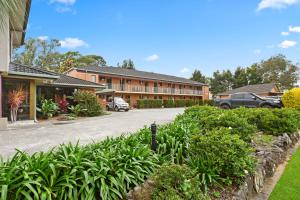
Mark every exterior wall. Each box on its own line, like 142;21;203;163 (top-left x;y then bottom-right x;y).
67;69;209;107
0;10;10;73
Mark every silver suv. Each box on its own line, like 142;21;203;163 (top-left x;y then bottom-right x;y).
106;97;130;112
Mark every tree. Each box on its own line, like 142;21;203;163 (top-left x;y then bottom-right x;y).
58;51;81;73
13;38;61;71
233;67;248;88
120;59;135;69
210;70;234;95
259;54;299;89
246;63;263;85
77;55;106;67
190;69;207;84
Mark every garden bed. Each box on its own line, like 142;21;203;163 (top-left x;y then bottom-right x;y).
0;106;299;200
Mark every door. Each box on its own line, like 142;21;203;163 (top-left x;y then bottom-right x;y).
230;93;244;108
106;78;112;89
243;93;260;108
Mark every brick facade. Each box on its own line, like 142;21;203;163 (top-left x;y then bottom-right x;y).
67;69;209;107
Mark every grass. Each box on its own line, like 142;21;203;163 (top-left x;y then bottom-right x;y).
269;145;300;200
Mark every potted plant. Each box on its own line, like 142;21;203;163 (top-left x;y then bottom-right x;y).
8;87;26;123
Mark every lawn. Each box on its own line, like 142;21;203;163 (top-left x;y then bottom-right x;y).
269;145;300;200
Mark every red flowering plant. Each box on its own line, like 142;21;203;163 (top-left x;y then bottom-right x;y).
8;87;26;122
58;99;69;113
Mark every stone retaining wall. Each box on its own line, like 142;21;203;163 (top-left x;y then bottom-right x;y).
232;132;300;200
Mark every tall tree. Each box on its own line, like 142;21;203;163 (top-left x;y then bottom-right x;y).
58;51;81;73
120;59;135;69
210;70;234;95
13;38;38;66
35;39;61;70
246;63;263;85
259;54;299;89
233;67;248;88
77;55;106;67
190;69;207;84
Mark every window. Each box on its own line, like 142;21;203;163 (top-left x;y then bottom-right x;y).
244;93;255;99
231;93;244;99
126;79;131;84
159;96;163;100
159;82;163;87
91;75;96;82
139;80;144;85
99;76;106;82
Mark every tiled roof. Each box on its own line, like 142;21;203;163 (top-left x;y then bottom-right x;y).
218;83;280;96
73;66;206;86
9;63;103;88
52;74;104;88
9;63;59;79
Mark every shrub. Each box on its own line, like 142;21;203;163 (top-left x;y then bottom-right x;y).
41;99;58;119
198;109;256;141
233;108;300;136
163;100;175;108
73;90;103;117
137;99;163;108
58;99;69;113
188;128;255;187
150;164;209;200
282;88;300;109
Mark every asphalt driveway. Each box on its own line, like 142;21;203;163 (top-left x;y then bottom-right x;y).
0;108;185;159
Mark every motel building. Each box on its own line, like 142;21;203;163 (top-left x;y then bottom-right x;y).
66;66;209;107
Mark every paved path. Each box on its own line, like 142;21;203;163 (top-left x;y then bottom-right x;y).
0;108;184;159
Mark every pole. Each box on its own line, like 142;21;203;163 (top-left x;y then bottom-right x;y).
151;122;157;152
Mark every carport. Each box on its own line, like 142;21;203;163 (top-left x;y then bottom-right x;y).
96;89;116;108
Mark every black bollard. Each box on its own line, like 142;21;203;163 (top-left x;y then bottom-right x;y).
151;122;157;152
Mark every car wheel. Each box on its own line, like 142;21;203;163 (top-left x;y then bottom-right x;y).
114;106;119;112
262;104;272;108
106;106;110;111
220;104;230;109
125;109;129;112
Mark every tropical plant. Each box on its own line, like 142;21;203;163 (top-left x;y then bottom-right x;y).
57;99;69;113
41;99;58;119
68;104;84;117
7;87;26;122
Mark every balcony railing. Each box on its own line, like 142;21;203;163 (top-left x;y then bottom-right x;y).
108;84;203;95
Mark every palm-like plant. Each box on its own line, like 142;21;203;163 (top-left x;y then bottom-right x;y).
0;0;25;33
8;87;26;122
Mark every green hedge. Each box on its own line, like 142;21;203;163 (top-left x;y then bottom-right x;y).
1;106;299;199
137;99;214;109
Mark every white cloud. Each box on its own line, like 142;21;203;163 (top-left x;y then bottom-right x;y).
254;49;262;55
278;40;297;48
257;0;298;11
145;54;160;62
37;36;48;41
289;26;300;33
281;31;290;36
50;0;76;5
180;67;190;73
60;38;88;49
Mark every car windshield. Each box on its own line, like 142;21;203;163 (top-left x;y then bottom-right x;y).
115;97;126;103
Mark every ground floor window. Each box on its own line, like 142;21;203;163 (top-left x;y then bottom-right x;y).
2;78;30;121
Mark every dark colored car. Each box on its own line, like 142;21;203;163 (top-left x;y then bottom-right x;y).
215;92;282;109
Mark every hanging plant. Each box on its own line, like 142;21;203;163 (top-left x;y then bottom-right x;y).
8;86;26;122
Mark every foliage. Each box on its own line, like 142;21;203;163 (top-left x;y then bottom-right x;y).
0;140;158;200
13;38;107;72
68;104;84;117
150;164;209;200
57;99;69;113
282;88;300;109
190;70;207;84
118;59;135;69
232;107;300;136
73;90;103;117
205;54;299;95
7;87;26;122
137;99;163;109
188;128;255;187
41;99;58;119
137;99;208;109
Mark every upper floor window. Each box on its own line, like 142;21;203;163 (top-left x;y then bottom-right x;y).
91;75;96;82
99;76;106;82
126;79;131;84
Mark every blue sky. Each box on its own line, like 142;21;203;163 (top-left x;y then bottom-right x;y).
27;0;300;79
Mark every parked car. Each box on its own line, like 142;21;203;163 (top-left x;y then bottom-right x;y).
106;97;130;111
214;92;282;109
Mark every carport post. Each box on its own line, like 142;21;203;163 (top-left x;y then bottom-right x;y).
151;122;157;152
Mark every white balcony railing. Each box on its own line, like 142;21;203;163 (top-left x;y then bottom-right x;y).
106;84;203;95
